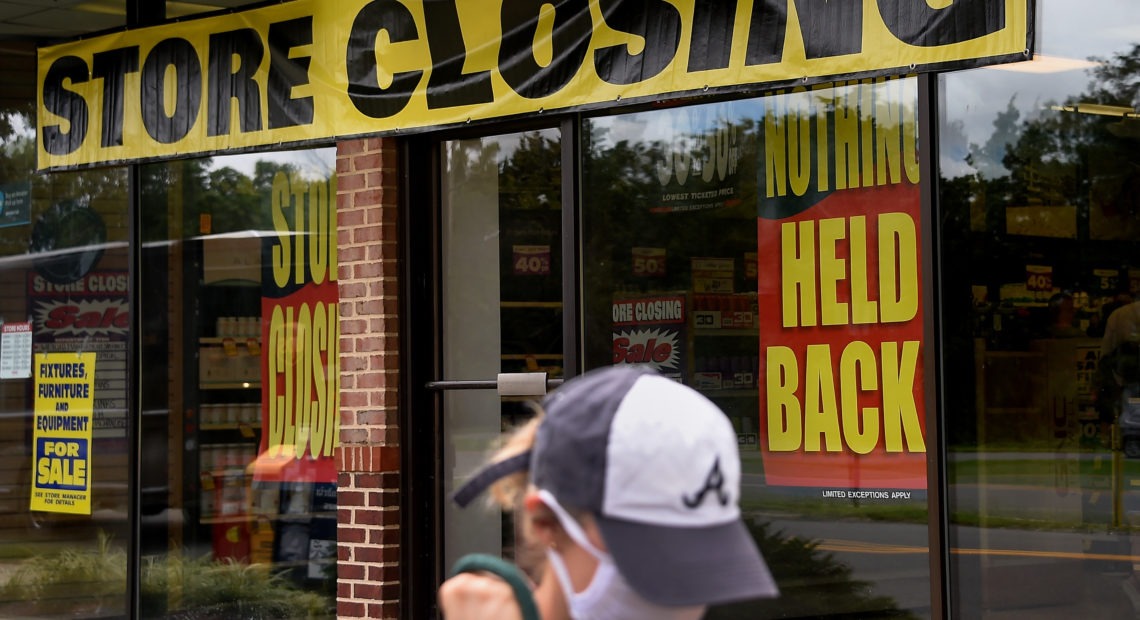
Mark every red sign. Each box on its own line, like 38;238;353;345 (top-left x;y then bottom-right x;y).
757;182;925;490
632;247;666;278
512;245;551;276
612;295;686;380
1025;265;1053;292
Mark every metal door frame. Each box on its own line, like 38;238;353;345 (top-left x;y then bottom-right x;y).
401;117;581;619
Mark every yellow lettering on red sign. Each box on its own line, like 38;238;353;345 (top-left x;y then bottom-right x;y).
780;212;919;328
765;340;924;454
267;301;340;460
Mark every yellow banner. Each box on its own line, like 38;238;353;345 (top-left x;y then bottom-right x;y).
38;0;1031;170
30;352;96;515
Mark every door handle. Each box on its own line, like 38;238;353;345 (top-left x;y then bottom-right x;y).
425;372;562;397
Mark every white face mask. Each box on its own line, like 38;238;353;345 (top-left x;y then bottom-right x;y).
539;490;706;620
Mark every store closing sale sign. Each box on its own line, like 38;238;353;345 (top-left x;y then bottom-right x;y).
258;170;339;484
31;352;96;514
37;0;1031;170
757;77;925;492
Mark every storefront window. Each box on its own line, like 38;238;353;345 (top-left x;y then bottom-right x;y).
939;2;1140;616
0;42;132;617
583;80;931;618
137;148;338;618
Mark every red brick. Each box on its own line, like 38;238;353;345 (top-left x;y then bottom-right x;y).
356;473;383;488
378;564;400;582
338;318;367;335
382;546;400;563
354;262;385;280
337;600;365;617
354;582;383;600
338;172;366;191
353;153;383;171
342;356;368;372
339;246;366;263
380;508;399;526
338;490;365;507
356;372;387;389
352;188;384;206
368;527;399;545
339;139;367;155
340;563;366;580
359;412;391;428
338;282;367;299
341;428;368;443
355;546;384;563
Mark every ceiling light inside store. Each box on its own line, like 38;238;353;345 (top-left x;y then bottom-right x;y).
1050;103;1137;117
985;54;1100;73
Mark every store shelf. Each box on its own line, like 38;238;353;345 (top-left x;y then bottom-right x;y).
201;511;336;525
699;389;759;399
200;382;262;390
199;337;262;344
694;328;759;337
201;423;262;431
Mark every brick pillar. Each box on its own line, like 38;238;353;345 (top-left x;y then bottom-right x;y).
335;137;401;619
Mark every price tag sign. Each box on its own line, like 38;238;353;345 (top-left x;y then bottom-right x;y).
632;247;666;277
512;245;551;276
1026;264;1053;292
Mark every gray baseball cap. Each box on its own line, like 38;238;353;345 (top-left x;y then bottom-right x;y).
453;365;778;607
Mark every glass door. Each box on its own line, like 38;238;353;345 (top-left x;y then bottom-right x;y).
437;128;565;574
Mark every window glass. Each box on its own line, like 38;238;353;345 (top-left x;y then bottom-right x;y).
440;129;564;573
583;79;932;618
939;1;1140;616
137;148;339;618
0;42;131;618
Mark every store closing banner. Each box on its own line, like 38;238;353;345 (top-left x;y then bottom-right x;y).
38;0;1032;170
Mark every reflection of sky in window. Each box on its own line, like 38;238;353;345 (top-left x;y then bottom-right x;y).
941;0;1140;178
204;147;336;180
588;99;762;150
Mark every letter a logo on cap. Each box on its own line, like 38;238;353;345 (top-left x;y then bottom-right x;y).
682;457;729;508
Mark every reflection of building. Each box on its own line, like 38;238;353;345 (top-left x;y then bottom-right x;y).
2;1;1140;619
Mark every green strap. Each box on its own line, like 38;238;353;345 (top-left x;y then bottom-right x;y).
449;553;541;620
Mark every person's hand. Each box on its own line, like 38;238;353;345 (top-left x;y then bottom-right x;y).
438;572;524;620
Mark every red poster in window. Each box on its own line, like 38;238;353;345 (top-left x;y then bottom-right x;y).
256;172;339;484
757;182;925;490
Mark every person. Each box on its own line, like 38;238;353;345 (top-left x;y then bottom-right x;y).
1046;292;1084;338
1096;296;1140;431
439;365;778;619
1101;295;1140;359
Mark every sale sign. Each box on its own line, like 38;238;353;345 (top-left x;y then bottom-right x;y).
757;78;926;490
613;295;686;381
31;352;95;514
513;245;552;276
632;247;666;278
1026;265;1053;292
259;170;340;483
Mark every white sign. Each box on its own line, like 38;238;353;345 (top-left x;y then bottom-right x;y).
0;322;33;379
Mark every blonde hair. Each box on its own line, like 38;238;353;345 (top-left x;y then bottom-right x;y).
485;408;543;511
